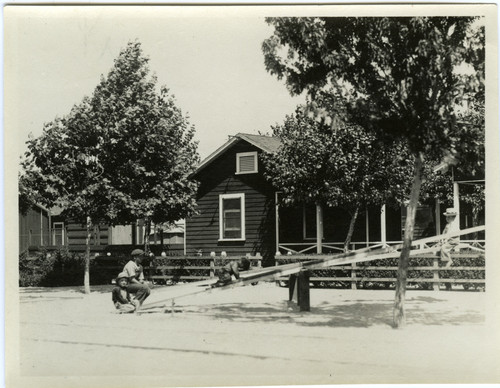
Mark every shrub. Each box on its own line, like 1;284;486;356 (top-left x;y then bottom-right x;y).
19;249;122;287
19;249;57;287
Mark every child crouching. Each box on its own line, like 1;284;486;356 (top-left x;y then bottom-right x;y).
112;272;138;313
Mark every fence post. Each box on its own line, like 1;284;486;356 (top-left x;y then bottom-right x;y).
351;262;357;290
433;257;440;291
256;252;262;268
210;257;215;278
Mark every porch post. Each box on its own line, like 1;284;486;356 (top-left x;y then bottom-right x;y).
380;204;386;246
48;210;52;246
452;167;460;220
275;191;280;254
365;207;369;247
40;208;44;246
453;182;460;214
183;221;187;256
316;202;323;254
435;199;441;234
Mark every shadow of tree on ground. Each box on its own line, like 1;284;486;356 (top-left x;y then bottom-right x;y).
195;296;484;328
19;285;114;296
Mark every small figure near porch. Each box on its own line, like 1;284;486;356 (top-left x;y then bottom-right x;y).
122;249;151;307
212;257;251;288
111;272;137;313
440;208;460;268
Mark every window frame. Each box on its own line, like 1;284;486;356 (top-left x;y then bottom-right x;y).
235;151;258;175
219;193;246;241
52;221;66;246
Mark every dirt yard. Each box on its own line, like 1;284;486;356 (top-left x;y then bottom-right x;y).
12;281;500;387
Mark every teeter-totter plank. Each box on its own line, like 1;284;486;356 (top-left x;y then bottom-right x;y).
138;225;484;314
299;225;485;271
138;262;305;312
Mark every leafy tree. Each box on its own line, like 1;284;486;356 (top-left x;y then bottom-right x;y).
454;99;485;229
263;17;484;327
262;104;413;251
21;41;199;293
19;172;39;216
86;41;199;253
421;98;485;233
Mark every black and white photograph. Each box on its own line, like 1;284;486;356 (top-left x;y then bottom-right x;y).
4;4;499;388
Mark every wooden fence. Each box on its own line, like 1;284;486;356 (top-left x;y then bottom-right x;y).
102;245;484;292
144;255;263;283
275;250;485;291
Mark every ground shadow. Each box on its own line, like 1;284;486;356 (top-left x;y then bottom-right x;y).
188;296;484;328
19;285;114;296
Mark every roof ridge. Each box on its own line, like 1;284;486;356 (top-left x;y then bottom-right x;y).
192;133;281;177
236;132;274;138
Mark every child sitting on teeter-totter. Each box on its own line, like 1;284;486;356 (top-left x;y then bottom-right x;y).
212;257;251;288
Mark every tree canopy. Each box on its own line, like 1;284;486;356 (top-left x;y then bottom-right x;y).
21;41;199;227
262;103;414;249
263;17;484;159
263;16;484;327
21;41;200;291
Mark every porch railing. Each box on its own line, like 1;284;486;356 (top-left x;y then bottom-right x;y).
278;240;402;254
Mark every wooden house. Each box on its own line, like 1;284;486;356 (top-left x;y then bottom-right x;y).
19;203;51;253
185;133;458;263
185;133;280;260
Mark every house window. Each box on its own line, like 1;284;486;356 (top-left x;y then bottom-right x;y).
52;222;65;246
236;152;258;174
219;193;245;240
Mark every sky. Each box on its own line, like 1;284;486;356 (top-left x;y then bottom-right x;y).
5;6;304;161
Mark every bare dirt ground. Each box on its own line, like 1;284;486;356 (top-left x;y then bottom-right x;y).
15;282;500;387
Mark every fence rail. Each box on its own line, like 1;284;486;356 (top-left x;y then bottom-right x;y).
276;250;485;291
145;255;263;283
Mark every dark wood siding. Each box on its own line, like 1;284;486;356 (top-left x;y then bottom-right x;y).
66;222;110;247
186;141;276;262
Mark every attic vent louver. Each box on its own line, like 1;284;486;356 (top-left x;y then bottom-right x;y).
236;152;258;174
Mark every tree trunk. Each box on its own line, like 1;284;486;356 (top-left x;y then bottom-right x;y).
144;217;151;254
344;205;360;252
393;153;424;328
84;216;92;295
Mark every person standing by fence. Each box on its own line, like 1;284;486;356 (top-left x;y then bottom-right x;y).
440;208;459;268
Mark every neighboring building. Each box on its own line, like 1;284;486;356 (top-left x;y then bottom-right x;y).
185;133;457;262
20;204;184;254
19;203;51;253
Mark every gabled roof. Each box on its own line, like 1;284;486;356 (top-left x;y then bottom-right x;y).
193;133;281;176
238;133;281;154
